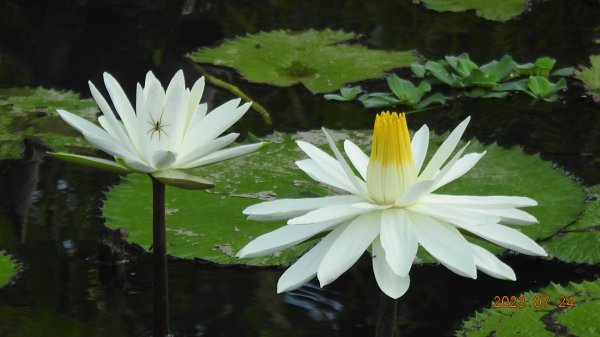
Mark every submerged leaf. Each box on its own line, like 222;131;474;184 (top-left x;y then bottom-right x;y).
0;251;17;288
188;29;417;94
414;0;529;22
0;87;98;160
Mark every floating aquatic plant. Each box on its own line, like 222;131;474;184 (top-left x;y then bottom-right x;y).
498;76;567;102
187;29;418;94
324;54;573;109
515;56;574;78
574;55;600;103
323;86;363;102
358;74;445;109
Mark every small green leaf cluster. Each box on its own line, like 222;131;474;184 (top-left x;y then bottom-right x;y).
413;53;573;102
324;53;574;108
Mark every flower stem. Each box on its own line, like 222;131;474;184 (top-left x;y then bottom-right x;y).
375;291;398;337
151;176;169;337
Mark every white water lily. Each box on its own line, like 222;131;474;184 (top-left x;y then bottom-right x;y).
52;70;264;186
237;112;547;299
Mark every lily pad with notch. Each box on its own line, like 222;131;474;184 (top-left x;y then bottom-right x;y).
187;29;418;94
103;130;583;266
541;185;600;264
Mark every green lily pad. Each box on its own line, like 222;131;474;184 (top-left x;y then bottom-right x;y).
0;251;17;288
456;278;600;337
413;0;529;22
574;55;600;103
542;185;600;264
103;130;583;266
0;87;99;160
187;29;418;94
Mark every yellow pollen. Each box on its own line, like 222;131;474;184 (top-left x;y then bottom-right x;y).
370;112;414;168
366;112;417;204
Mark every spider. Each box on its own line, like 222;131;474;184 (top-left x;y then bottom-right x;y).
146;112;170;141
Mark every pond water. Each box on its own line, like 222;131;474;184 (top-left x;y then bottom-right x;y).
1;0;600;336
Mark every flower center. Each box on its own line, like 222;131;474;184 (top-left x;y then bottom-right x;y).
366;112;417;205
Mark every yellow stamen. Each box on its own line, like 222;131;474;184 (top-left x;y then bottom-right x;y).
367;112;417;204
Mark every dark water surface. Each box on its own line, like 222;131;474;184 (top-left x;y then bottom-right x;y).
1;0;600;336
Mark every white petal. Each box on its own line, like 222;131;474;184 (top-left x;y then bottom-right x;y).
317;212;380;286
244;195;365;221
372;238;410;299
411;124;429;174
162;70;187;148
187;77;205;117
432;152;485;190
343;140;368;180
182;142;264;168
322;128;369;197
88;81;136;153
464;208;538;225
295;159;356;194
176;133;238;167
407;211;477;279
380;209;418;277
429;142;469;190
456;223;547;256
419;116;470;180
121;157;154;173
97;116;138;156
419;194;537;209
296;141;354;189
82;131;135;159
408;203;501;227
150;150;177;170
277;224;346;293
102;72;139;141
287;203;373;225
394;180;436;207
57;109;113;141
237;221;339;258
470;244;516;280
184;99;248;147
189;103;208;129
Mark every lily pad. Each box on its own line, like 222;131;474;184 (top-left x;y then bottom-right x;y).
574;55;600;103
541;185;600;264
187;29;418;94
456;278;600;337
0;87;98;160
103;130;583;266
413;0;529;22
0;251;17;288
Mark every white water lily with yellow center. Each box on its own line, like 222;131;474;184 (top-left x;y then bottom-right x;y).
238;112;547;299
52;70;264;188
